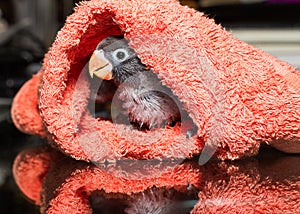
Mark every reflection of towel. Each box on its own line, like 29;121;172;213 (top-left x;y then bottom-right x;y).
12;146;201;213
12;146;62;205
13;146;299;213
11;0;300;162
192;149;300;213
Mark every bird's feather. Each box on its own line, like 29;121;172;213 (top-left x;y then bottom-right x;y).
90;36;181;129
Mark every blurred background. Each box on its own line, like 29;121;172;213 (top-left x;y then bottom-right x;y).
0;0;299;213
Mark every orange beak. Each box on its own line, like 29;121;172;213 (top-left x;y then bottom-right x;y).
88;50;113;80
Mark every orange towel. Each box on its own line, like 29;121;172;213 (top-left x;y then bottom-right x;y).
11;0;300;162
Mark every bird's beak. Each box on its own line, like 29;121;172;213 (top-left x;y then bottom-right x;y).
88;50;113;80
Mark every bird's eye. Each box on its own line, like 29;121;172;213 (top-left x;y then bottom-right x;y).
112;48;129;62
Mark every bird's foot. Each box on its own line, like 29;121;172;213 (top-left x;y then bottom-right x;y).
130;121;150;131
186;126;198;139
180;120;198;139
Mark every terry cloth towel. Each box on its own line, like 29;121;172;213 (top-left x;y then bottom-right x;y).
191;150;300;213
11;0;300;161
12;146;201;214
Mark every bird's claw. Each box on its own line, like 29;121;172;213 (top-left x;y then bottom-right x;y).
186;126;198;139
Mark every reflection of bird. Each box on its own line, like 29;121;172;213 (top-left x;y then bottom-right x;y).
88;36;180;130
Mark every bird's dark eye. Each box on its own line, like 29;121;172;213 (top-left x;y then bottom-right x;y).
112;48;129;62
116;51;125;59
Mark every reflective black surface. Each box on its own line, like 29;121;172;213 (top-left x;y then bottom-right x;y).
0;107;43;214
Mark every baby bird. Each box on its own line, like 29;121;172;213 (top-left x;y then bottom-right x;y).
88;36;181;130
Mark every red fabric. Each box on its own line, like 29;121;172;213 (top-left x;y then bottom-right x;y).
11;0;300;161
11;73;46;137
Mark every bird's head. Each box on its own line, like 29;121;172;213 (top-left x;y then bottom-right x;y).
88;36;148;83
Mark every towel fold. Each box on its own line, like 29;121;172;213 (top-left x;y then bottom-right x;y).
11;0;300;162
11;73;45;137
